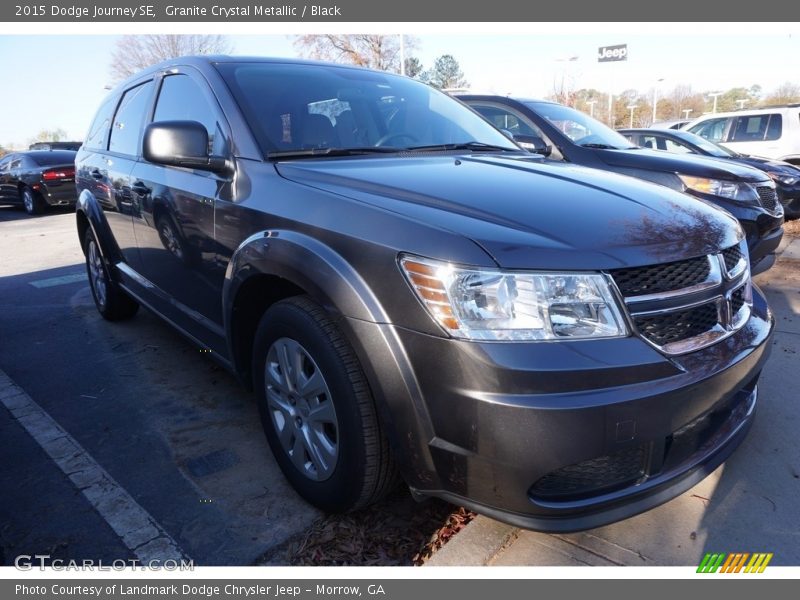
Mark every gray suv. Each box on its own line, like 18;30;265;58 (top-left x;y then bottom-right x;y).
75;57;773;531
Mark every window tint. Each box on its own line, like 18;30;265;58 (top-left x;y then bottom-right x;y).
85;97;118;151
662;137;693;154
216;62;517;154
472;105;544;139
731;114;782;142
29;151;76;166
688;117;727;142
153;74;225;155
109;81;155;156
766;114;782;140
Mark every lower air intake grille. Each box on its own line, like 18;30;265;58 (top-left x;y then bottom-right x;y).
530;445;647;501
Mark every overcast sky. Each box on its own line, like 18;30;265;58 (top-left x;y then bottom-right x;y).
0;30;798;148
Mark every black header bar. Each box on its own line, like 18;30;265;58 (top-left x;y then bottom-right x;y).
3;1;800;22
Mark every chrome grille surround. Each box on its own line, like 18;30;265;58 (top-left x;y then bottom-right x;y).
609;242;752;355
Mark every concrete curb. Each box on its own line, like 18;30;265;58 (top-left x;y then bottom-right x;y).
424;516;516;566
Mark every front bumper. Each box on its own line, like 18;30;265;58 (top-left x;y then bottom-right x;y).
776;182;800;219
690;191;783;275
352;285;773;532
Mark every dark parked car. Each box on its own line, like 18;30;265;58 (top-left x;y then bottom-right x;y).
460;95;784;275
619;127;800;219
0;150;77;215
76;57;772;532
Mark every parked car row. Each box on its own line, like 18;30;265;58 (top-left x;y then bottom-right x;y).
619;127;800;219
684;105;800;165
458;95;785;274
73;56;774;533
0;150;77;215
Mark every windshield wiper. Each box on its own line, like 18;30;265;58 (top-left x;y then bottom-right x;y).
267;147;401;159
579;142;625;150
403;142;516;152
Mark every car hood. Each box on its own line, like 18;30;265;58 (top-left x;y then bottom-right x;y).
732;154;800;174
275;154;742;270
596;147;770;183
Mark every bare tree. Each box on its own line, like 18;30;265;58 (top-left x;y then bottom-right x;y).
109;35;232;82
29;128;68;145
764;82;800;106
293;34;418;73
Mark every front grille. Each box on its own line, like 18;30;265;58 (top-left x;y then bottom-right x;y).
730;287;745;314
722;245;744;273
633;302;719;347
530;445;646;501
756;185;778;211
610;255;710;297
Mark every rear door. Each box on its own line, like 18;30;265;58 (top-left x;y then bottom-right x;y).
98;79;157;269
130;68;232;351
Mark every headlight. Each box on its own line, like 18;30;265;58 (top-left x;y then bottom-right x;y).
677;174;743;199
400;256;628;341
767;171;799;186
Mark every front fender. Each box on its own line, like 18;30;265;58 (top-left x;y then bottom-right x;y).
223;229;390;328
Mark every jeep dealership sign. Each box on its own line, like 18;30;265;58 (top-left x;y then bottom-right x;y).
598;44;628;62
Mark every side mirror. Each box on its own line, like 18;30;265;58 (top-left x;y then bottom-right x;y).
143;120;231;174
513;134;552;157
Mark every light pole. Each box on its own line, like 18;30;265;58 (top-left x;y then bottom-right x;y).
399;35;405;75
652;78;664;123
682;108;693;120
586;99;597;117
708;91;723;113
627;104;638;128
555;55;579;104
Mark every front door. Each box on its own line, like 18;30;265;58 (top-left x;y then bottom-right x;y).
130;70;232;352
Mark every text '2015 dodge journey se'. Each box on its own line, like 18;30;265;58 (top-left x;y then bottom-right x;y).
76;57;773;532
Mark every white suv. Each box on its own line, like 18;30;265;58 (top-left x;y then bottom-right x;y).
684;105;800;165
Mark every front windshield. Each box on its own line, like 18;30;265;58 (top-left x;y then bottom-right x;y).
526;101;636;150
215;62;519;156
674;131;737;158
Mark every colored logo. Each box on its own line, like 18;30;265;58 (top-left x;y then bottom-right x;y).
697;552;773;573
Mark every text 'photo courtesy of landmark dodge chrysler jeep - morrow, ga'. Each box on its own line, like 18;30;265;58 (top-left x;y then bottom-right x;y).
75;57;773;532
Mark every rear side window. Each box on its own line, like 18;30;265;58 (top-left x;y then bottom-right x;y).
84;97;118;151
730;114;782;142
688;117;727;142
30;152;76;166
152;74;226;155
109;81;155;157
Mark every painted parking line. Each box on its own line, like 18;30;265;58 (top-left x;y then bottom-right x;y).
29;273;87;288
0;368;189;564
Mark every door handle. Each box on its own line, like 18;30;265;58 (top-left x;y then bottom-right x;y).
91;169;103;180
131;181;151;196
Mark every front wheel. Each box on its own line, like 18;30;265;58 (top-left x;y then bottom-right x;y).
252;296;398;512
84;228;139;321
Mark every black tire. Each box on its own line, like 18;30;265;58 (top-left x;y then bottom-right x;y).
83;228;139;321
252;295;399;513
21;187;45;215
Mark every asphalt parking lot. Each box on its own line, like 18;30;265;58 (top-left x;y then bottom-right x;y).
1;206;798;567
0;207;322;566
